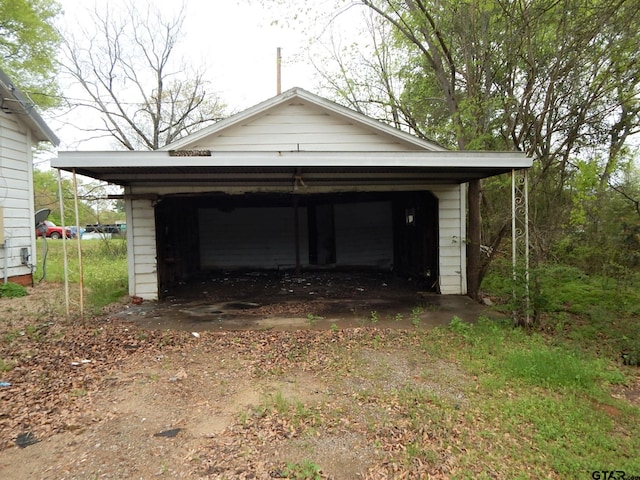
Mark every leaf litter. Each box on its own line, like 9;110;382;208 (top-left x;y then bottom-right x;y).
0;283;527;479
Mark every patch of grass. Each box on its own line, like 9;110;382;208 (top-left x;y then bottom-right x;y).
0;282;28;298
410;316;640;475
24;324;43;342
68;388;87;397
271;390;291;415
238;410;249;426
0;358;15;372
369;310;378;324
502;347;625;391
483;259;640;359
306;314;323;327
257;391;321;429
491;392;640;476
446;316;626;393
279;460;322;479
3;329;21;343
38;239;128;311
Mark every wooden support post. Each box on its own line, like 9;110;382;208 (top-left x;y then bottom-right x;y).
56;169;70;317
293;195;301;276
72;169;85;318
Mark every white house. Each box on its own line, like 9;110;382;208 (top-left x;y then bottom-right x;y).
53;88;530;300
0;69;59;286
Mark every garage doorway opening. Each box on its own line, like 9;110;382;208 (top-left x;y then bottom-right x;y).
154;191;438;299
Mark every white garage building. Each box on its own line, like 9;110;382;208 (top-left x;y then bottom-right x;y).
53;88;530;300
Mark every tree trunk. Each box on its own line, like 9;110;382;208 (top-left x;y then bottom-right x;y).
466;179;482;299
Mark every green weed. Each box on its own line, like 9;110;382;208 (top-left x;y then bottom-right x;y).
3;329;21;343
306;314;323;326
68;388;87;397
0;282;27;298
238;410;249;426
271;390;290;415
411;306;423;327
279;460;322;479
0;358;14;372
257;391;320;429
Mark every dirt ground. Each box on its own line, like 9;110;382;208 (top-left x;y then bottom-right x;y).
0;274;498;479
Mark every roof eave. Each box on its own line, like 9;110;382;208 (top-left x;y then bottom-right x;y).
53;150;532;187
0;68;60;146
54;150;531;168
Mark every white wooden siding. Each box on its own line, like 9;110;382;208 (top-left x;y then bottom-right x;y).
334;202;393;268
199;207;309;269
0;113;37;280
127;198;157;299
190;103;420;152
431;185;466;294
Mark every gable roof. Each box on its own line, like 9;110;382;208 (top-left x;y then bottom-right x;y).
162;87;445;153
53;88;532;187
0;68;59;146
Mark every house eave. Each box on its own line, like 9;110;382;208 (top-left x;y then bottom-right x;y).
0;68;60;146
53;150;532;186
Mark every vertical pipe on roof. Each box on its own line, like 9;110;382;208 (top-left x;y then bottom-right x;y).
277;47;282;95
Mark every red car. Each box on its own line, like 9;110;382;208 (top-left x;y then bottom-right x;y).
36;220;72;239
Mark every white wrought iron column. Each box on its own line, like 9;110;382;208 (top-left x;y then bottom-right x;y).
512;168;530;326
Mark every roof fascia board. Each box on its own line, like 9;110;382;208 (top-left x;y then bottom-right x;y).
54;150;532;169
0;68;60;146
161;87;445;152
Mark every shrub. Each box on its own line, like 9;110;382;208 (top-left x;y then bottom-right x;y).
0;282;28;298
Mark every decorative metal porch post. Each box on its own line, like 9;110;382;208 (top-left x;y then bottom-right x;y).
511;169;530;326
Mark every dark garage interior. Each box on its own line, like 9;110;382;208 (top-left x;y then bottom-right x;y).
154;190;439;298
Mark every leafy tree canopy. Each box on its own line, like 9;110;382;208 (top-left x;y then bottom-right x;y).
0;0;62;109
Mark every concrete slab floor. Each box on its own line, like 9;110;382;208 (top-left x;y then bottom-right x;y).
111;271;502;331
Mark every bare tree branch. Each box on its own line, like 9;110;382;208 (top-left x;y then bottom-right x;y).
58;0;226;150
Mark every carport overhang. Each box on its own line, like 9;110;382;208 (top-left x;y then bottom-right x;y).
52;150;532;188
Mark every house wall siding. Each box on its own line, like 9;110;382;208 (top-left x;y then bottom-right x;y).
431;185;466;295
0;113;37;283
127;197;157;299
